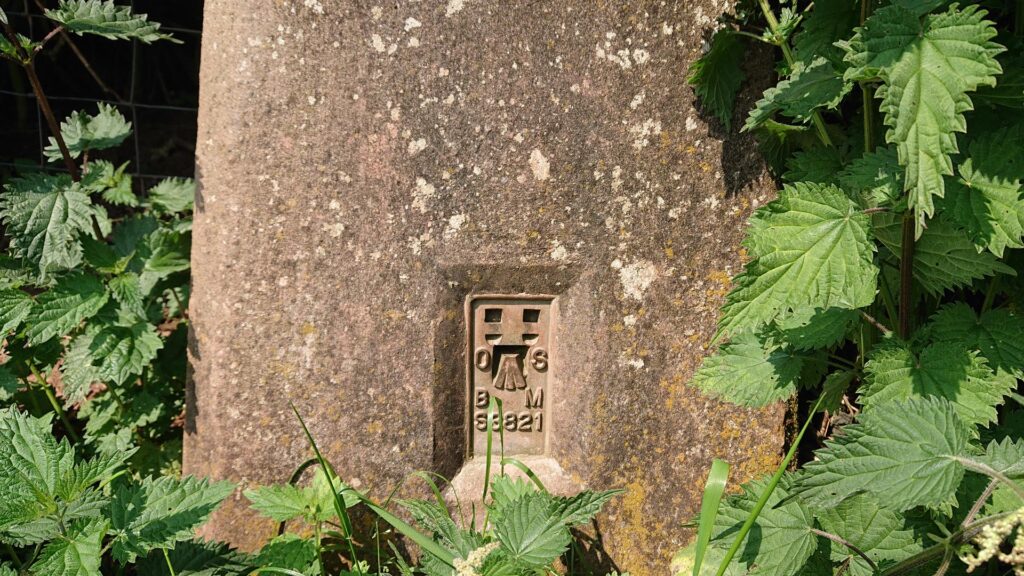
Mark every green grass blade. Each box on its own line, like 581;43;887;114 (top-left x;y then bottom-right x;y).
359;496;457;567
693;459;729;576
500;457;548;493
713;394;824;576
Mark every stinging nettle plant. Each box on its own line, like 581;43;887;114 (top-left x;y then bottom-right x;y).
683;0;1024;574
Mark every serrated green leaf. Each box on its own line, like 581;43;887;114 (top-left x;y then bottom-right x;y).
710;475;818;575
838;146;903;207
89;320;162;385
45;0;178;43
717;182;877;337
793;0;860;67
149;177;195;215
43;104;132;162
108;475;234;563
494;492;572;567
81;160;136;206
941;126;1024;256
0;407;74;499
0;173;96;277
108;273;144;316
862;341;1014;429
873;213;1014;295
550;489;621;526
490;475;535;517
61;330;100;405
773;307;859;350
0;7;7;25
796;397;969;510
819;370;856;413
244;484;310;522
688;31;746;130
842;4;1004;234
253;533;318;573
135;539;254;576
397;499;481;556
692;331;804;406
29;518;104;576
0;366;20;402
927;303;1024;378
976;437;1024;478
144;228;190;276
0;288;33;335
817;494;922;576
24;274;108;344
745;57;852;131
783;147;843;185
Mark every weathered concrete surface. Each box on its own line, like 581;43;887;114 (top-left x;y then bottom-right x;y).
185;1;785;574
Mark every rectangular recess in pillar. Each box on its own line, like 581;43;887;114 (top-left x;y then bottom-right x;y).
467;295;553;457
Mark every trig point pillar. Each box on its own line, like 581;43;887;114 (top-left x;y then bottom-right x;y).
186;1;785;573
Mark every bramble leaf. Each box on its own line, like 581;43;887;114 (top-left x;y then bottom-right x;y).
108;475;234;563
44;104;132;162
0;173;96;277
861;341;1013;429
796;397;968;510
718;183;877;336
842;4;1004;234
745;57;851;131
45;0;178;43
24;274;108;344
691;331;804;406
688;31;746;130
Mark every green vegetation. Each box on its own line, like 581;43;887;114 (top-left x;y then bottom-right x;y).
684;0;1024;573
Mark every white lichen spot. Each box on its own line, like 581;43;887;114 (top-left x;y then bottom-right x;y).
443;213;467;240
404;17;422;31
570;83;581;94
619;356;645;370
630;118;662;150
619;260;658;301
439;67;450;77
611;258;623;270
371;34;386;53
277;276;290;287
611;166;623;192
303;0;324;14
412;177;435;213
629;91;645;110
307;95;317;106
662;22;674;35
623;314;638;327
408;37;420;47
445;0;464;17
329;200;341;210
371;6;383;20
323;222;345;237
632;49;650;64
550;242;568;261
529;149;550;181
407;138;427;156
686;116;698;131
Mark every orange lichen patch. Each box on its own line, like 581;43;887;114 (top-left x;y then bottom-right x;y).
367;421;383;434
610;323;624;333
300;322;316;335
384;309;406;320
445;309;457;321
660;373;687;409
664;245;675;259
700;162;712;172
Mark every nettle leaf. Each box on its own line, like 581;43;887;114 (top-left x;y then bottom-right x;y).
773;307;859;350
244;484;309;523
108;475;234;563
108;273;144;316
44;0;178;43
144;228;190;277
688;31;746;130
816;494;922;576
819;369;856;413
89;320;163;385
862;341;1013;429
977;437;1024;478
838;146;903;208
550;489;621;526
253;533;317;573
81;160;136;207
134;539;254;576
0;173;96;276
927;303;1024;378
24;274;109;345
718;183;877;337
873;213;1013;295
61;330;100;405
711;475;817;575
796;397;968;510
745;57;851;131
783;147;843;185
941;126;1024;256
0;288;34;335
0;366;20;402
29;518;104;576
43;104;132;162
691;331;804;406
842;4;1004;234
494;492;572;567
148;177;195;215
793;0;860;67
0;408;70;499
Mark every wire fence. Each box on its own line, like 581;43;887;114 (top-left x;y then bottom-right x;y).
0;0;203;191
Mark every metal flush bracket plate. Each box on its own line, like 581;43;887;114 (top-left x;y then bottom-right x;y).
466;295;554;457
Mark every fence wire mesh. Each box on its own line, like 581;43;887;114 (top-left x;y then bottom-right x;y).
0;0;204;192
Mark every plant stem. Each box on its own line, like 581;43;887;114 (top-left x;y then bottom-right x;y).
35;25;63;52
962;479;998;528
314;522;327;576
26;362;80;443
754;0;834;148
859;311;892;336
3;543;22;569
24;62;80;181
810;528;877;571
898;212;915;339
713;395;825;576
879;511;1017;575
981;275;1000;313
162;548;177;576
953;456;1024;501
878;271;899;333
